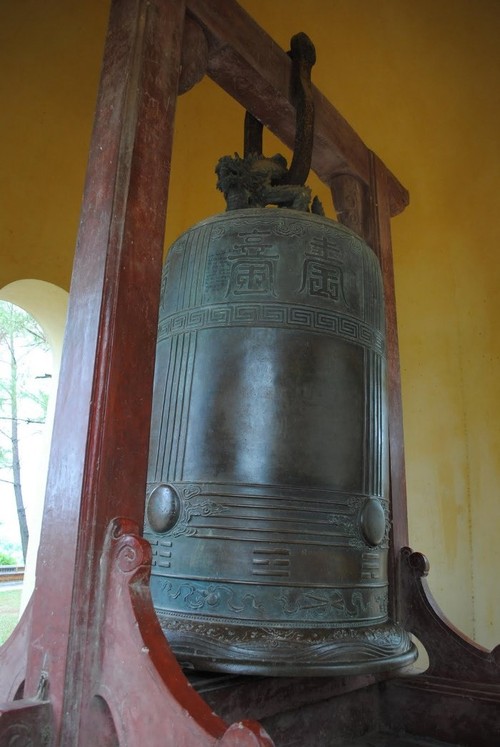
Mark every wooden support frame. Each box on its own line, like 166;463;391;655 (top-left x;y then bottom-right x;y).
1;1;497;745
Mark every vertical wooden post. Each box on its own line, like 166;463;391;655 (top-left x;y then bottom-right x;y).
330;173;370;241
331;158;409;621
367;153;409;560
24;2;185;733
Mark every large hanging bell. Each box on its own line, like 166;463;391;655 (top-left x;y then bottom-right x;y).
144;203;416;675
144;31;416;676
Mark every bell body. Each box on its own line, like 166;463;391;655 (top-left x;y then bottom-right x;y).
145;208;416;675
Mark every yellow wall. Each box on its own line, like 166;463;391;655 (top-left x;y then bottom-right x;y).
1;1;499;647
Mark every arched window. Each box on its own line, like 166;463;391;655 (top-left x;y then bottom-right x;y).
0;280;68;627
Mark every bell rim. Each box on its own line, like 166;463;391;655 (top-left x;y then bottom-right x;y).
169;638;418;678
158;613;418;677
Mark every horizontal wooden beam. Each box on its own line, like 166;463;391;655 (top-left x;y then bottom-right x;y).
186;0;409;217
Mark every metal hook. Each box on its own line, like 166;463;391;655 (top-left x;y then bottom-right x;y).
243;33;316;186
283;32;316;186
244;111;263;158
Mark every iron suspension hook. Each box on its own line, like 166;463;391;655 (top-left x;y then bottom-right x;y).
244;32;316;187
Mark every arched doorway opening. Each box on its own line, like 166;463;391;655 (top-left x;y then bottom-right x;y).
0;280;68;617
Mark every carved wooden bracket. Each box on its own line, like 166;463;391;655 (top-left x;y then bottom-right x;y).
379;548;500;744
399;547;500;685
0;520;274;746
80;518;274;746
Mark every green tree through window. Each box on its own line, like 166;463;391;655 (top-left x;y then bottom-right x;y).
0;302;50;563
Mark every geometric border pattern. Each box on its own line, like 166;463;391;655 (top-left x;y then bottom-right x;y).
158;301;384;355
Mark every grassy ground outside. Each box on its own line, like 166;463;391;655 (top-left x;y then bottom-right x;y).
0;588;21;644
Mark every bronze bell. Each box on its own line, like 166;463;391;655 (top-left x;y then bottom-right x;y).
144;34;416;676
143;203;416;675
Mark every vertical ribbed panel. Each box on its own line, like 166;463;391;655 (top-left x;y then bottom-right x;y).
364;348;384;497
151;331;197;483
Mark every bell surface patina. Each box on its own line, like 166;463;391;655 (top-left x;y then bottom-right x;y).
144;205;416;676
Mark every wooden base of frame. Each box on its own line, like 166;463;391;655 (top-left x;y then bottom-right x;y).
0;543;498;745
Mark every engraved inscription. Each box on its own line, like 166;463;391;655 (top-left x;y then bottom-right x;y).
375;591;388;616
252;548;290;577
308;233;345;263
229;260;275;295
300;261;347;302
149;537;158;566
226;229;278;297
157;540;172;569
205;248;231;295
361;551;380;580
300;234;348;303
